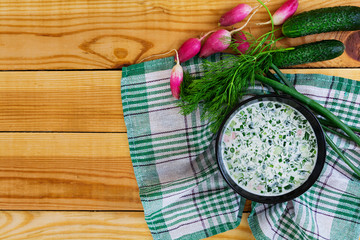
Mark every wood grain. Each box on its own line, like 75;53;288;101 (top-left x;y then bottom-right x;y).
0;132;141;210
0;0;358;70
0;211;253;239
280;68;360;79
0;211;152;240
0;71;124;132
0;69;359;133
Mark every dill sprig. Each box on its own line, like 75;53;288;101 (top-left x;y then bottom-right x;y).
178;30;291;133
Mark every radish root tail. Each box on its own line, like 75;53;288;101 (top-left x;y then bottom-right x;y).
137;49;177;64
230;0;270;34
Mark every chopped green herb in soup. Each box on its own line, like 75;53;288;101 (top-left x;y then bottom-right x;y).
221;101;317;196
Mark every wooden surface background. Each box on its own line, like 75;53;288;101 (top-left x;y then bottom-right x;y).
0;0;359;239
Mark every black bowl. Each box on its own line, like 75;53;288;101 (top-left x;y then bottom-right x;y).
216;94;326;204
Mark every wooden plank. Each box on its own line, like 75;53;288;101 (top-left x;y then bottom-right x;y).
0;211;152;240
0;71;125;132
0;69;359;132
0;0;358;70
281;68;360;79
0;132;141;210
0;211;254;239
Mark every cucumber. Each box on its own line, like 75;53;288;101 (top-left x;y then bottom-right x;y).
282;6;360;38
272;40;345;68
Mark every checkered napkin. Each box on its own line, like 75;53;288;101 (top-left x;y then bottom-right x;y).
121;55;360;240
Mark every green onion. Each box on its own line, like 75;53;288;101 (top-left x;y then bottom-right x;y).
270;63;296;90
325;133;360;178
318;118;360;133
321;124;352;141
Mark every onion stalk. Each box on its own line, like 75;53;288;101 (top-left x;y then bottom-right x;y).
325;133;360;178
319;118;360;133
321;125;352;141
270;63;295;89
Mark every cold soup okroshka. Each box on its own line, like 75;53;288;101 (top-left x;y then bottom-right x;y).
220;101;318;196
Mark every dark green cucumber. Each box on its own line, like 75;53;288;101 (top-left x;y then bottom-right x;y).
282;6;360;38
272;40;345;68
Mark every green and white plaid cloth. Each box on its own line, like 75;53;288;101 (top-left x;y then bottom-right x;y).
121;55;360;240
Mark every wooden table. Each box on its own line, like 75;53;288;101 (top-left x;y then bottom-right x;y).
0;0;359;239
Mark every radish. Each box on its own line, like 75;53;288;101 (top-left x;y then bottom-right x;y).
199;27;252;58
199;29;232;58
170;50;183;99
219;0;269;26
177;38;201;63
200;1;267;58
233;32;250;54
219;4;253;26
177;31;215;63
258;0;298;25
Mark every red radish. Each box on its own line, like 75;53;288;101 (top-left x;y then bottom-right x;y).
199;28;252;58
258;0;298;25
272;0;298;25
233;32;249;54
177;38;201;63
177;31;215;63
219;1;269;26
219;4;253;26
170;50;183;99
199;29;232;58
200;1;268;58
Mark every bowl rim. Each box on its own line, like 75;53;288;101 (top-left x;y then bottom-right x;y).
216;94;326;204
